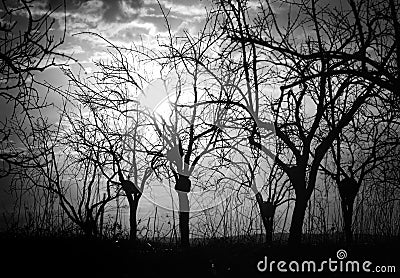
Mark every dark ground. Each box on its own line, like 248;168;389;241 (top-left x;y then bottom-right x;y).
0;234;398;278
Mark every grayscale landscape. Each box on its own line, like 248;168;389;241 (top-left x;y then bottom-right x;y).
0;0;399;277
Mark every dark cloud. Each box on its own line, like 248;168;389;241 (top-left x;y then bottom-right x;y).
44;0;143;23
102;0;143;22
45;0;80;10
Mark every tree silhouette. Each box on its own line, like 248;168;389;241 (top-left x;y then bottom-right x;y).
216;134;293;244
322;97;399;244
59;38;154;241
208;0;398;245
0;0;73;176
149;75;229;248
144;6;237;248
11;111;119;237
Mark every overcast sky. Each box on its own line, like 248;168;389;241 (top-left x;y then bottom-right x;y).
25;0;217;115
43;0;210;67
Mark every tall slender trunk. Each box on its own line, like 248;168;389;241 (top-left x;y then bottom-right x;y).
177;191;190;248
288;193;307;246
99;193;106;238
126;193;141;242
82;218;97;238
342;201;354;245
337;177;359;245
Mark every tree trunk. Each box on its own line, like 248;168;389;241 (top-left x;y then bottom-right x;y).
82;219;97;238
126;193;141;242
177;191;190;248
288;195;307;246
342;201;354;245
265;215;274;243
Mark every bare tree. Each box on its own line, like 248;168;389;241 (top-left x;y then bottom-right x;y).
148;74;229;248
11;110;118;238
0;0;73;176
58;39;154;242
217;136;293;244
322;96;399;244
140;5;239;248
205;0;398;246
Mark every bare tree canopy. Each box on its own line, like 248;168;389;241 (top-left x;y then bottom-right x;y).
0;0;73;176
1;1;399;277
